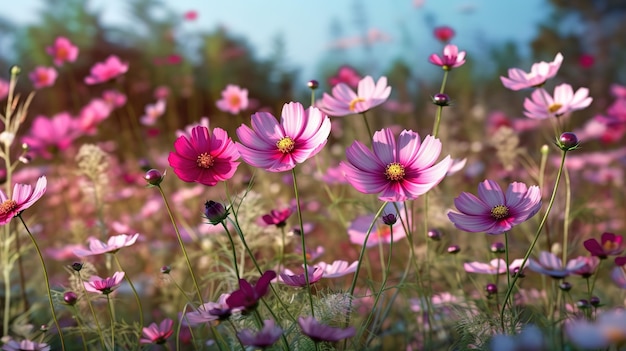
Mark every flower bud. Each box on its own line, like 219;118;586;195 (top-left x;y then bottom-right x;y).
71;262;83;272
382;213;397;226
490;242;506;254
577;299;590;309
161;265;171;274
590;296;600;307
559;281;572;291
307;80;319;90
447;245;461;254
40;324;48;332
485;283;498;296
10;65;21;76
144;169;164;186
557;132;579;151
204;201;229;225
432;93;451;107
63;291;78;305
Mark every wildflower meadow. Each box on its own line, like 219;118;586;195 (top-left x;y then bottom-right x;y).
2;1;626;350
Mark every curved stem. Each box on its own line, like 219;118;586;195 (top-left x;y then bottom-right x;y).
106;294;115;348
500;149;568;332
113;253;144;329
77;272;106;349
69;305;89;351
156;185;204;305
18;215;66;350
291;168;315;316
221;223;241;281
360;111;374;141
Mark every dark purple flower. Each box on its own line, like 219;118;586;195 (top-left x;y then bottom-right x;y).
279;267;323;287
226;270;276;311
584;232;624;259
261;208;292;228
298;316;356;343
237;319;283;348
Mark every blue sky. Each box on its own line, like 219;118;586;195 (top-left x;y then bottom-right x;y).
5;0;550;78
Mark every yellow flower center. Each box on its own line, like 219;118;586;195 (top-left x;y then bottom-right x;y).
491;205;509;220
603;240;620;251
376;225;391;238
349;97;366;112
0;200;17;215
385;163;405;181
57;47;68;60
604;326;626;345
276;136;295;153
196;153;215;168
548;103;562;114
229;95;241;107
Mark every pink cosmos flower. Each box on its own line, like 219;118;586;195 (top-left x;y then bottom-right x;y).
46;37;79;66
176;117;210;139
22;113;79;159
348;202;409;247
298;316;356;343
611;265;626;289
0;78;9;100
584;232;624;259
140;99;166;126
447;180;542;234
183;294;233;325
1;339;50;351
238;319;283;348
527;251;587;279
328;65;362;88
0;176;47;225
500;53;564;90
279;267;323;287
342;128;451;201
319;76;391;116
29;66;57;89
77;99;113;136
84;55;129;85
236;102;331;172
73;233;140;257
140;319;174;344
84;271;125;294
168;125;240;186
216;85;249;114
428;44;466;70
572;256;600;278
523;83;592;119
317;260;358;278
183;10;198;21
433;26;455;42
463;259;508;275
102;90;127;108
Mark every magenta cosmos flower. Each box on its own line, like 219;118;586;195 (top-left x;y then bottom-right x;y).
22;113;79;159
216;84;249;114
342;128;451;201
236;102;331;172
500;52;563;90
140;319;174;345
226;270;276;311
319;76;391;116
84;55;129;85
447;180;542;234
84;271;125;295
428;44;466;70
584;232;624;259
523;83;593;119
73;233;140;257
46;37;79;67
261;207;292;227
29;66;57;89
433;26;455;42
168;125;240;186
0;176;47;225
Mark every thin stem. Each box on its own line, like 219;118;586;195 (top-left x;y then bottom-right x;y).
504;231;512;331
18;215;66;350
432;70;449;137
156;185;204;305
14;224;29;312
360;111;373;141
106;294;115;349
221;223;241;281
69;305;89;351
500;149;568;332
291;168;315;316
113;253;144;329
561;166;571;264
78;272;106;349
365;226;394;346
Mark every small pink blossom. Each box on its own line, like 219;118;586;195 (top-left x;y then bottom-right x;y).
84;55;129;85
46;36;79;66
73;233;140;257
527;251;587;279
216;85;249;114
523;83;592;119
0;176;47;225
317;260;358;278
236;102;331;172
184;10;198;21
183;294;233;325
319;76;391;116
22;113;79;159
428;44;466;70
500;53;563;90
140;99;166;126
140;319;174;344
1;339;50;351
168;125;240;186
447;180;542;234
29;66;57;89
83;271;125;294
342;128;451;201
102;90;127;108
279;267;323;287
176;117;210;139
433;26;455;42
463;259;508;275
328;65;362;88
77;99;113;135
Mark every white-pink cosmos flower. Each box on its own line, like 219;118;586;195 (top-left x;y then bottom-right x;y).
317;260;358;278
319;76;391;116
73;233;140;257
523;83;593;119
84;272;125;294
0;176;47;225
236;102;331;172
463;259;508;275
140;99;166;126
500;53;563;90
428;44;466;70
527;251;587;279
341;128;451;201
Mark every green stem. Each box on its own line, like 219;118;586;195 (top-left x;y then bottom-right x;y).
106;294;115;349
69;305;89;351
221;223;241;281
18;215;65;350
432;70;449;137
291;168;315;317
78;272;106;349
504;231;512;331
500;149;568;332
561;166;571;264
156;185;204;305
113;254;144;329
361;111;373;141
